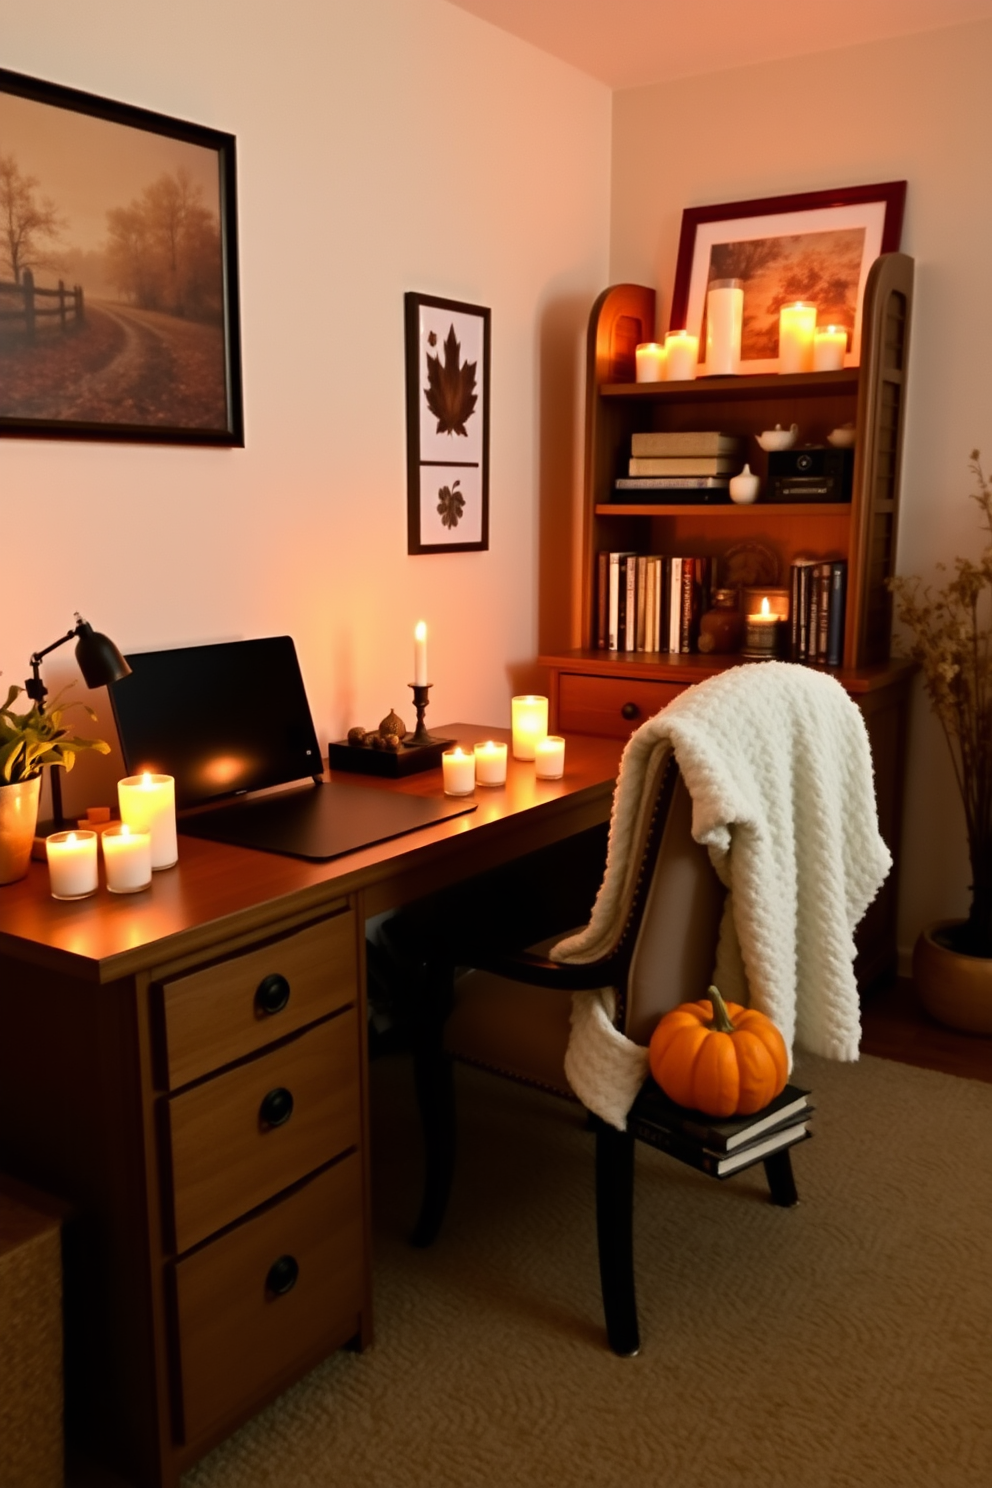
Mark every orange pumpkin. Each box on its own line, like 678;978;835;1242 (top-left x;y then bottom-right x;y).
648;985;788;1118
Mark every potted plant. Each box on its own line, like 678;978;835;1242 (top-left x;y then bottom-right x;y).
889;451;992;1031
0;684;111;885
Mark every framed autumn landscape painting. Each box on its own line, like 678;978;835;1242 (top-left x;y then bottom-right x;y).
405;292;490;554
0;67;243;445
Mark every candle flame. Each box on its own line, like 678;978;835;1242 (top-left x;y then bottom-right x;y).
67;832;76;844
142;771;152;786
761;597;771;617
415;621;426;642
121;823;131;837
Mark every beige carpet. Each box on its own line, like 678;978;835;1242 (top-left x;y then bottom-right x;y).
184;1050;992;1488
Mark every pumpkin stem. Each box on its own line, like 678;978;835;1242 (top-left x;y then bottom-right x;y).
706;984;736;1034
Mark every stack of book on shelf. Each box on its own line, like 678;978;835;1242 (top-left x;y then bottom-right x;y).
597;551;712;653
627;1080;813;1179
789;556;848;666
613;431;743;503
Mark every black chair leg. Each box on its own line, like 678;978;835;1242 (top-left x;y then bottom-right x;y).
764;1147;799;1207
594;1118;640;1357
410;963;457;1248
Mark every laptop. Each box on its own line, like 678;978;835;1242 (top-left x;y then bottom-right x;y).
109;636;475;860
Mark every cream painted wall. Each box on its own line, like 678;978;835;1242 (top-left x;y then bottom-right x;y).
609;19;992;966
0;0;610;816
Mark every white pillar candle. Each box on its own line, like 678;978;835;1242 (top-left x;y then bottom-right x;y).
705;279;744;376
102;823;152;894
663;329;699;382
414;621;428;686
511;695;548;761
442;747;475;796
778;302;817;374
635;342;666;383
535;736;566;780
813;324;848;372
118;773;178;870
473;740;507;786
47;830;98;900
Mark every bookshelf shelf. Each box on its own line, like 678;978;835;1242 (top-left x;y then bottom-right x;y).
597;503;853;518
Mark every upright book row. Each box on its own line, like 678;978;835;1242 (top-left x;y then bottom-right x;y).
789;557;848;666
597;551;712;654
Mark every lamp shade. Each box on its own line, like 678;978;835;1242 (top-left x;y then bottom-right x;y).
74;621;131;689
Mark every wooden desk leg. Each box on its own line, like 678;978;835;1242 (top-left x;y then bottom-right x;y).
764;1148;799;1207
594;1120;640;1357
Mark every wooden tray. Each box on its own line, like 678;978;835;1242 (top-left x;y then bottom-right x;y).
326;736;454;778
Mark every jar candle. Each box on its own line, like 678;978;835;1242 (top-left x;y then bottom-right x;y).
635;342;666;383
704;278;743;376
813;324;848;372
743;597;787;659
118;773;178;870
778;302;817;374
511;695;548;760
473;740;507;786
442;747;475;796
102;822;152;893
535;736;566;780
664;330;699;382
47;830;98;900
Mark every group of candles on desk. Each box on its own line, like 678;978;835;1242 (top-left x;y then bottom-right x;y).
442;697;565;797
47;773;177;901
636;290;849;383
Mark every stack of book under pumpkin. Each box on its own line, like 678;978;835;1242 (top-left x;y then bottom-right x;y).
627;1079;812;1179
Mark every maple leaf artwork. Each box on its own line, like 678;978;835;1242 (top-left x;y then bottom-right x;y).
437;479;465;530
425;324;477;437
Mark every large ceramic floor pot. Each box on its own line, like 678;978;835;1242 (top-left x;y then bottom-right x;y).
0;775;42;885
913;920;992;1035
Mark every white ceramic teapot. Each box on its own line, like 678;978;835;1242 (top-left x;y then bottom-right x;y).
756;423;799;452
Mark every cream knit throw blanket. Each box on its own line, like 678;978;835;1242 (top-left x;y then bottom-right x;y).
553;663;892;1130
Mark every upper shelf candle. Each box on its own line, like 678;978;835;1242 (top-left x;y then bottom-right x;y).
118;773;178;870
664;329;698;382
414;621;428;686
813;324;848;372
705;278;743;376
635;342;666;383
778;302;817;374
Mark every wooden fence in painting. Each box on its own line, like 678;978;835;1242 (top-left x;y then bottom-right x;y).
0;269;85;339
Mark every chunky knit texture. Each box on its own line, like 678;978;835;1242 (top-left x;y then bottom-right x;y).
555;663;892;1128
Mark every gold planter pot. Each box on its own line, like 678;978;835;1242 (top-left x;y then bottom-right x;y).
913;920;992;1035
0;775;42;886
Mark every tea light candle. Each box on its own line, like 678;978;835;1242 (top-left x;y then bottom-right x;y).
635;342;666;383
118;773;178;870
535;735;566;780
414;621;428;686
778;302;817;374
442;747;475;796
813;324;848;372
664;329;699;382
47;830;98;900
511;695;548;760
102;822;152;894
474;739;507;786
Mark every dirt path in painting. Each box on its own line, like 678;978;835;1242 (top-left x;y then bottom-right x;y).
0;302;228;429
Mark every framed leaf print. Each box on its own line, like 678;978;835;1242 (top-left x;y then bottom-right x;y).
405;292;490;554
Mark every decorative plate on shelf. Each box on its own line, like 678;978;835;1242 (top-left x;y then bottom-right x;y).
719;541;781;591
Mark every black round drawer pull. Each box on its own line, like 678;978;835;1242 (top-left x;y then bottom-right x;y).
621;702;641;721
266;1254;299;1296
256;972;291;1015
259;1086;294;1128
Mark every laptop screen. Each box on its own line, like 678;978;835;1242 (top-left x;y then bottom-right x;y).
109;636;322;810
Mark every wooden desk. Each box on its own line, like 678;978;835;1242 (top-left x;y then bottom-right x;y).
0;725;623;1488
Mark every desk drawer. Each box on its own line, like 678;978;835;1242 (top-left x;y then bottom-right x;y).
174;1154;364;1444
161;911;357;1089
168;1012;360;1253
558;674;688;738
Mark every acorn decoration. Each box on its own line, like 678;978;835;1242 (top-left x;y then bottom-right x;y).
379;708;407;740
347;727;368;747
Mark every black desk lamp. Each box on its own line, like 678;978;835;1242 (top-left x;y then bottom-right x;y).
26;613;132;831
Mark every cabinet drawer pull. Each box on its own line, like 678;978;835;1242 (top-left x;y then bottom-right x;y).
256;972;291;1016
266;1253;299;1296
621;701;641;721
259;1087;294;1128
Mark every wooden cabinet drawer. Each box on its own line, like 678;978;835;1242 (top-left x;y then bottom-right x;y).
168;1012;360;1253
558;673;688;738
161;911;357;1089
174;1154;364;1444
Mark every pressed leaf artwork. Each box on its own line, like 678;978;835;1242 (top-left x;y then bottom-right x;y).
425;324;477;437
437;478;464;529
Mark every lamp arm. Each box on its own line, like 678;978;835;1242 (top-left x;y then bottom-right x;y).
25;627;78;705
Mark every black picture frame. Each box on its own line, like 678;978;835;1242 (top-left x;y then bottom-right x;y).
405;291;490;554
0;66;243;445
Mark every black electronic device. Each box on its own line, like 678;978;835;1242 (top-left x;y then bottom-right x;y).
109;636;475;859
766;446;854;502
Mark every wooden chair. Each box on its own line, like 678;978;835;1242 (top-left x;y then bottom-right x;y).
411;749;796;1355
